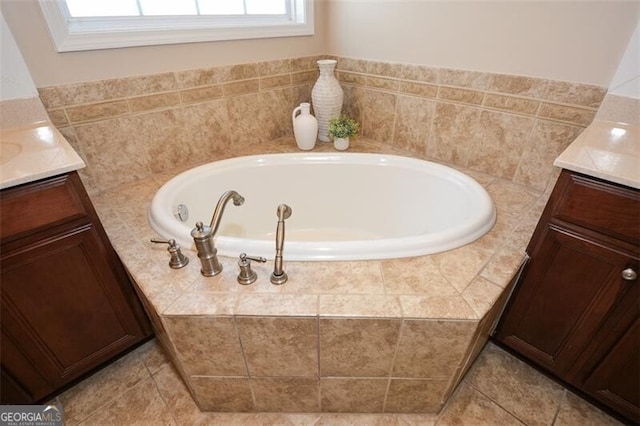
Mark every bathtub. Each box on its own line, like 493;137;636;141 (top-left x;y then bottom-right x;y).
148;153;496;261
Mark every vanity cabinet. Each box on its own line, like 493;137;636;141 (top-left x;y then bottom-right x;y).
494;169;639;422
0;172;152;404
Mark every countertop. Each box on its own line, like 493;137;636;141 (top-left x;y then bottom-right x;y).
554;120;639;189
0;121;85;190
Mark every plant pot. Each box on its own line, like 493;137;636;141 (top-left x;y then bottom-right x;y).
334;137;349;151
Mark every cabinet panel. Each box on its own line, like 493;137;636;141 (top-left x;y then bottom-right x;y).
495;225;635;376
569;280;640;422
553;173;640;244
1;223;147;400
0;331;51;403
0;174;87;242
1;368;33;405
582;317;639;422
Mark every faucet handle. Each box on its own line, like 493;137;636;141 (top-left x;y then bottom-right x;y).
151;238;189;269
237;253;267;285
191;221;211;240
240;253;267;263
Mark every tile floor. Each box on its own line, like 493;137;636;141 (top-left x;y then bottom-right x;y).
52;340;623;425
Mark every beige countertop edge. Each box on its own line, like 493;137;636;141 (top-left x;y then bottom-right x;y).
554;120;640;190
0;163;86;190
0;121;85;190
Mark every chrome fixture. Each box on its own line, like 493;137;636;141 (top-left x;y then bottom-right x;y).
173;204;189;222
150;238;189;269
191;190;244;277
270;203;292;285
237;253;267;285
622;268;637;281
209;190;245;235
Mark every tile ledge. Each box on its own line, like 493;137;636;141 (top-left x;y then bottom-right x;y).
95;138;538;321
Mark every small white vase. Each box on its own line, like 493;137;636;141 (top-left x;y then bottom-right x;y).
334;137;349;151
292;102;318;150
312;59;344;142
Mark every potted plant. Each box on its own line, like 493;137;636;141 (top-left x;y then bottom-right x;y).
328;115;359;151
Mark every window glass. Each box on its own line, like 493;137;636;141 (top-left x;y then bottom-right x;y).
138;0;197;16
64;0;289;18
197;0;245;15
245;0;287;15
65;0;139;17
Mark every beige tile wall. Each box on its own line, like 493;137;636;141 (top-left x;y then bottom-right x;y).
160;313;482;413
38;55;606;196
334;56;606;192
149;276;522;414
38;57;324;195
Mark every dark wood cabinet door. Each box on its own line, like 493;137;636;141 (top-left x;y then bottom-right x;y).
495;224;637;377
0;331;51;403
0;223;148;402
582;317;639;422
568;278;640;423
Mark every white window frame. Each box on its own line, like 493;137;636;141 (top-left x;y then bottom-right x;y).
38;0;314;52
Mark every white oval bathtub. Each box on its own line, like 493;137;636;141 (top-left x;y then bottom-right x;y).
148;153;496;261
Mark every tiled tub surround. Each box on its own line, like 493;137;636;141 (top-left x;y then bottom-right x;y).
38;56;325;196
38;56;605;413
87;137;548;414
38;56;606;196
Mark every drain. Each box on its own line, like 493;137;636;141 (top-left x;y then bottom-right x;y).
173;204;189;222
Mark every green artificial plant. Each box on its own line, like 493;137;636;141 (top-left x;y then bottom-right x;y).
328;115;359;139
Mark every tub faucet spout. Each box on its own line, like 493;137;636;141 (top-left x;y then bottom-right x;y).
210;190;245;234
191;190;244;277
270;204;292;285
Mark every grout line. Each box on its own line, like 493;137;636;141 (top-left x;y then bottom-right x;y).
232;317;257;408
59;353;152;424
467;383;528;426
75;375;158;425
147;364;182;426
382;318;405;412
389;86;399;146
511;116;539;186
550;389;568;425
315;315;322;410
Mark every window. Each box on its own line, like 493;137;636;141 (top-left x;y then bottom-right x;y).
39;0;313;52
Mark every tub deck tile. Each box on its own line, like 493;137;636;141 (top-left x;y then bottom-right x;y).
381;256;459;297
399;295;478;320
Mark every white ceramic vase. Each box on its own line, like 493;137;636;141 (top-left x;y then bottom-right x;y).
333;137;349;151
312;59;344;142
292;102;318;150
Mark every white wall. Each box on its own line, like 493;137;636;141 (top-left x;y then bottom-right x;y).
326;1;639;86
2;1;639;89
0;10;38;100
607;21;640;99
